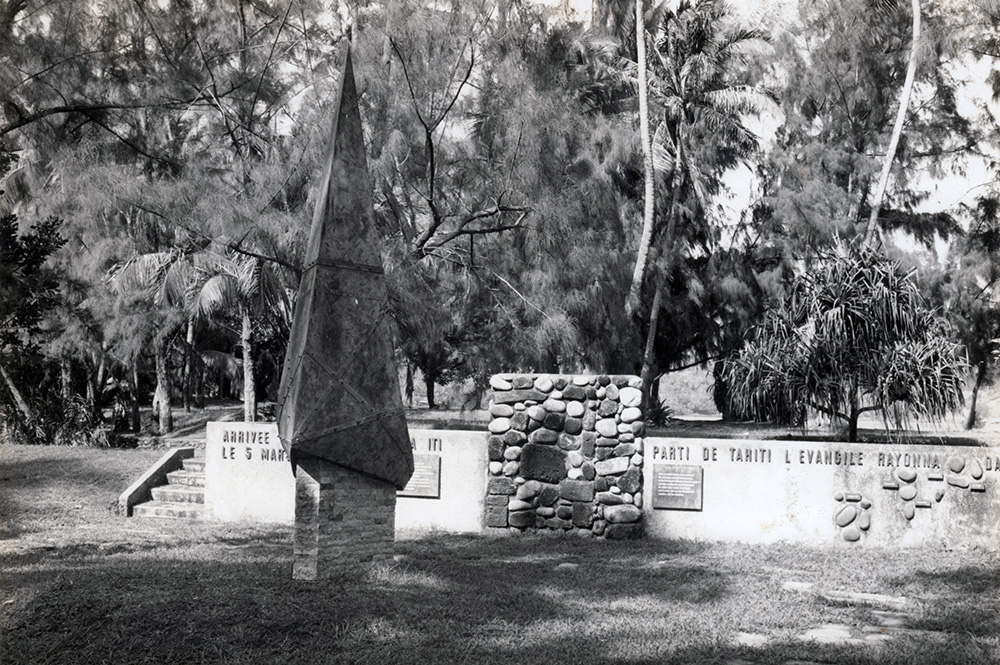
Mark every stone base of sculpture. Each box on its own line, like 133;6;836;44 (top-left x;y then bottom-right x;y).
292;455;396;580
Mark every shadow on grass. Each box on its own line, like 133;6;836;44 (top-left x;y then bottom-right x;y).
0;535;725;664
2;534;996;665
900;565;1000;637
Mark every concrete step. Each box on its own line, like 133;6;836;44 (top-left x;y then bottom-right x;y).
182;458;205;473
151;485;205;504
166;470;206;487
133;501;207;520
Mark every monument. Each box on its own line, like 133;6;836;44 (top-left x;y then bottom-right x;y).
277;45;413;580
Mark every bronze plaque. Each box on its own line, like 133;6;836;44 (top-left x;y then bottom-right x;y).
398;454;441;498
652;464;703;510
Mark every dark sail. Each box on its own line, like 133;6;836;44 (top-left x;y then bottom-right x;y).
277;46;412;490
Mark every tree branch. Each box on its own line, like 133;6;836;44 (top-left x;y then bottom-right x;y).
417;206;529;256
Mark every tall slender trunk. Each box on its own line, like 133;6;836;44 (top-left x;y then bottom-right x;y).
863;0;921;246
637;144;685;402
60;358;71;401
130;362;141;432
183;318;194;412
640;284;664;409
0;360;34;424
86;365;97;415
625;0;655;318
88;346;106;422
425;374;436;410
153;337;173;434
242;309;256;422
966;361;988;430
405;361;414;407
195;363;205;408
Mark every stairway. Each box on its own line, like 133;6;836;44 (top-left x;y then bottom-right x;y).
133;456;207;520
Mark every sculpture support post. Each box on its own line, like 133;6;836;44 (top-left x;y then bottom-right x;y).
293;456;397;580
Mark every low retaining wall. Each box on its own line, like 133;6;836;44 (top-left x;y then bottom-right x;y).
642;437;1000;547
205;423;487;533
202;419;1000;548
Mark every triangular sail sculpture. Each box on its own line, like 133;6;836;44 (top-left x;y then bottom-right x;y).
277;45;413;491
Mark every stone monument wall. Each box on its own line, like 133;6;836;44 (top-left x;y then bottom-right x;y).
486;374;645;539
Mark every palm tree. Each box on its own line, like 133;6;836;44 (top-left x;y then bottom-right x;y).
634;0;772;396
591;1;663;321
630;0;657;323
193;252;290;422
108;249;196;434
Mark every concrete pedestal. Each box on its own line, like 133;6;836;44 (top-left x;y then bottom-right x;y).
293;456;396;580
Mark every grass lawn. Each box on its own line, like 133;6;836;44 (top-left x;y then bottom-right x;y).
1;443;998;665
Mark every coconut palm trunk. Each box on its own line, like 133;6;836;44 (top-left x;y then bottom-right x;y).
130;362;141;432
638;141;685;404
863;0;920;246
242;308;256;422
153;336;173;434
626;0;656;319
183;318;194;412
60;358;71;401
0;360;35;424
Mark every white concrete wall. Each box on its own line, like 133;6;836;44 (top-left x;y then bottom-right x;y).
206;422;294;523
204;423;1000;548
642;437;1000;548
204;423;487;534
395;429;488;534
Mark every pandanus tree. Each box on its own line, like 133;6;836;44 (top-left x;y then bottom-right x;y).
722;244;966;441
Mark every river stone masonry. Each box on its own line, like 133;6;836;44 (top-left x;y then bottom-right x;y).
486;374;645;539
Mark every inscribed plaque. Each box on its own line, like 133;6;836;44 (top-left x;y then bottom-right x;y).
652;464;703;510
398;454;441;498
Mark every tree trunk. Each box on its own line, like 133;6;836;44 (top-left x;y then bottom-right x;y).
93;345;106;421
625;0;655;318
153;337;173;434
86;365;97;414
425;374;436;410
60;358;71;401
183;318;194;412
195;364;205;408
242;309;256;422
846;409;859;443
405;361;414;406
0;360;35;424
966;361;988;430
863;0;921;246
130;363;141;433
639;283;664;409
636;142;685;407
